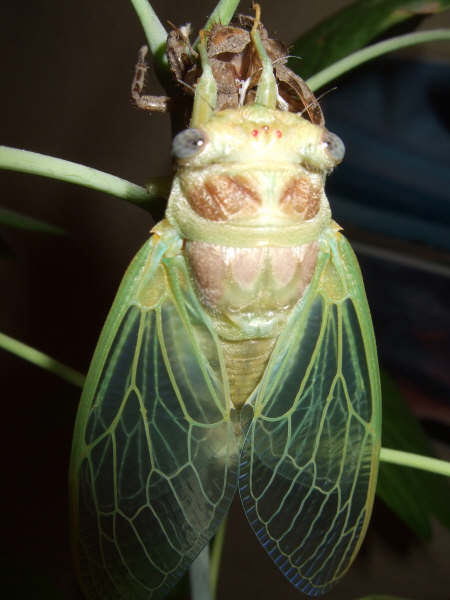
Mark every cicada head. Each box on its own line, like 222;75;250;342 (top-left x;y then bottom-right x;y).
166;106;344;247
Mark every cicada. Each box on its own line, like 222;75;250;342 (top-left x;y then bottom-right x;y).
69;8;381;599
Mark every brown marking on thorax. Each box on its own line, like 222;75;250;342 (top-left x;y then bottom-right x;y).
181;171;324;225
185;174;260;221
280;176;322;220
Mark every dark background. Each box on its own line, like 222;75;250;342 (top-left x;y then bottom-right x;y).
1;1;449;599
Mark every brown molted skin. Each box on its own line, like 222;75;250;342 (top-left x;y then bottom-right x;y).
166;27;193;82
207;25;251;110
161;16;324;124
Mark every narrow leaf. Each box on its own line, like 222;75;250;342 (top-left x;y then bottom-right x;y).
307;29;450;91
194;0;241;49
0;206;64;235
290;0;450;79
0;331;85;388
210;516;228;599
130;0;167;66
202;0;241;32
380;448;450;478
189;545;211;600
0;146;149;204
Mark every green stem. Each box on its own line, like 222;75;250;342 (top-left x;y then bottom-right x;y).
0;146;150;204
189;545;212;600
202;0;241;32
380;448;450;478
194;0;241;48
130;0;167;66
307;29;450;91
210;515;228;599
0;332;85;388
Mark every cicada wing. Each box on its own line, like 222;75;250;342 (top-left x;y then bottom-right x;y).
70;228;238;600
239;227;381;596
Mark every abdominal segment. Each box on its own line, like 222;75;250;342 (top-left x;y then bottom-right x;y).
184;240;318;408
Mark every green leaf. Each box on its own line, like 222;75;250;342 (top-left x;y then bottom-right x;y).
0;206;64;235
201;0;241;32
210;516;228;600
306;29;450;91
380;448;450;477
376;372;450;539
0;146;149;204
0;331;85;388
130;0;167;66
290;0;450;79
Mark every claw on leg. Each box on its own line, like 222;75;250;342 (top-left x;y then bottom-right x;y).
131;45;173;113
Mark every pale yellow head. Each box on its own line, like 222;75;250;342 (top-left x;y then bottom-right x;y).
166;105;344;247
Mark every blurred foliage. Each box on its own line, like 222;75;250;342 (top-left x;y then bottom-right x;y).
290;0;450;78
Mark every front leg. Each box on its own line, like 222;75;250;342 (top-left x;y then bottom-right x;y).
131;45;173;113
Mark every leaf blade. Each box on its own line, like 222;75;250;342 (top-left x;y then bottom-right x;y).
0;206;65;235
290;0;450;79
306;29;450;91
0;146;149;204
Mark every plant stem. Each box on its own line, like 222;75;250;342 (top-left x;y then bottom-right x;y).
190;545;212;600
130;0;167;64
380;448;450;478
210;516;228;599
193;0;241;49
307;29;450;91
0;332;85;388
0;146;149;204
202;0;241;32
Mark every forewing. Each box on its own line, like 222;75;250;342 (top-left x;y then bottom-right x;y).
70;228;238;600
239;227;381;596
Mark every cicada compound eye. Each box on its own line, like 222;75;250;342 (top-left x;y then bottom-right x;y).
322;130;345;165
172;128;207;160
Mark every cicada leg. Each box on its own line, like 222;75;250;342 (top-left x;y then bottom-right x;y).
131;45;173;112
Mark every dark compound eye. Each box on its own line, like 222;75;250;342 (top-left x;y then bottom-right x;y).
172;128;207;159
322;131;345;165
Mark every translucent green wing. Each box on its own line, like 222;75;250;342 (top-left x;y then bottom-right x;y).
239;225;381;596
70;223;238;600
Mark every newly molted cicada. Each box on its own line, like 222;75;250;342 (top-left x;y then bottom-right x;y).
69;8;381;599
